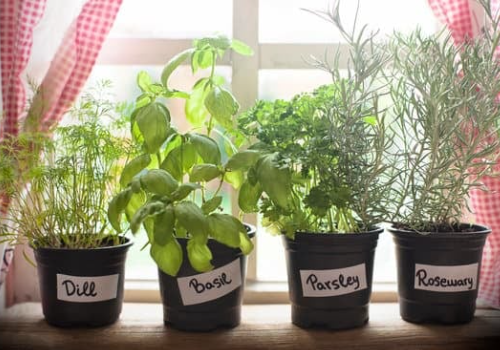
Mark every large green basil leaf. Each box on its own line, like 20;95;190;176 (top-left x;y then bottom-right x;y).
153;205;175;246
150;239;183;276
189;164;221;182
224;170;244;189
130;201;165;234
201;196;222;214
170;183;201;201
189;133;221;164
136;102;171;154
107;189;132;232
120;153;151;188
230;39;254;56
140;169;178;196
204;86;239;129
161;146;182;181
125;191;146;223
238;180;262;213
161;142;197;181
207;213;243;248
186;239;213;273
174;201;208;240
225;150;260;171
185;81;210;128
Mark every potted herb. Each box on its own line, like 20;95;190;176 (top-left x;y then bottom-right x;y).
107;36;256;331
0;84;133;327
386;6;500;324
237;6;394;329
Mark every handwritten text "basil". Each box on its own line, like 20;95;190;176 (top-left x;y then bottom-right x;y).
177;259;242;306
188;273;233;294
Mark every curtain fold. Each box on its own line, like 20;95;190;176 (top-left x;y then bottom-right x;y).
428;0;500;309
0;0;47;140
0;0;124;302
26;0;123;133
0;0;47;287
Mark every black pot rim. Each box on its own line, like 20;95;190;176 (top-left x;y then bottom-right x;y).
32;235;133;252
289;225;383;238
294;225;383;235
388;223;491;238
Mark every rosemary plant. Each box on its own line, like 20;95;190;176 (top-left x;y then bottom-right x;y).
238;3;396;236
0;82;131;249
387;2;500;232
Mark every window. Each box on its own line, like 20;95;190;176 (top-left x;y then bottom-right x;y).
86;0;438;298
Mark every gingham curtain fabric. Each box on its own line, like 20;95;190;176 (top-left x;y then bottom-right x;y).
428;0;500;309
0;0;47;287
0;0;46;217
428;0;475;44
0;0;123;287
0;0;46;141
27;0;123;134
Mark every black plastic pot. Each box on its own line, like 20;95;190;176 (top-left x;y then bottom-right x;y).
389;224;490;324
158;225;256;332
33;237;132;327
282;227;382;329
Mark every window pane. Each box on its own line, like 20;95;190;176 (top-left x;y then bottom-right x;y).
256;226;288;281
85;65;233;280
259;69;333;100
260;0;436;43
110;0;232;39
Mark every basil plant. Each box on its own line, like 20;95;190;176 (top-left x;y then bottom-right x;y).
108;36;256;276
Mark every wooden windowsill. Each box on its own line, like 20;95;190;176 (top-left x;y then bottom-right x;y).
0;303;499;349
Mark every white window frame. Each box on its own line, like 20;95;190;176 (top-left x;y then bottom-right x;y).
100;0;400;303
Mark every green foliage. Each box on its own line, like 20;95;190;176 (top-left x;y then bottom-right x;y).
0;82;132;248
238;4;395;235
207;213;245;248
109;36;256;276
205;86;240;129
386;16;500;232
135;103;170;154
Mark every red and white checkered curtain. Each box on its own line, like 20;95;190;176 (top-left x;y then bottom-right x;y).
0;0;123;290
0;0;48;288
428;0;500;309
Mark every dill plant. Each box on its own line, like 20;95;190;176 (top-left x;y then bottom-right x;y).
0;82;131;249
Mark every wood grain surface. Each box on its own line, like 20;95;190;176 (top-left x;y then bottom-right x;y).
0;303;499;350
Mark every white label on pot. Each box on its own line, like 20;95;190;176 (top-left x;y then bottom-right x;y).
177;259;242;306
300;263;367;297
414;263;478;292
56;274;119;303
